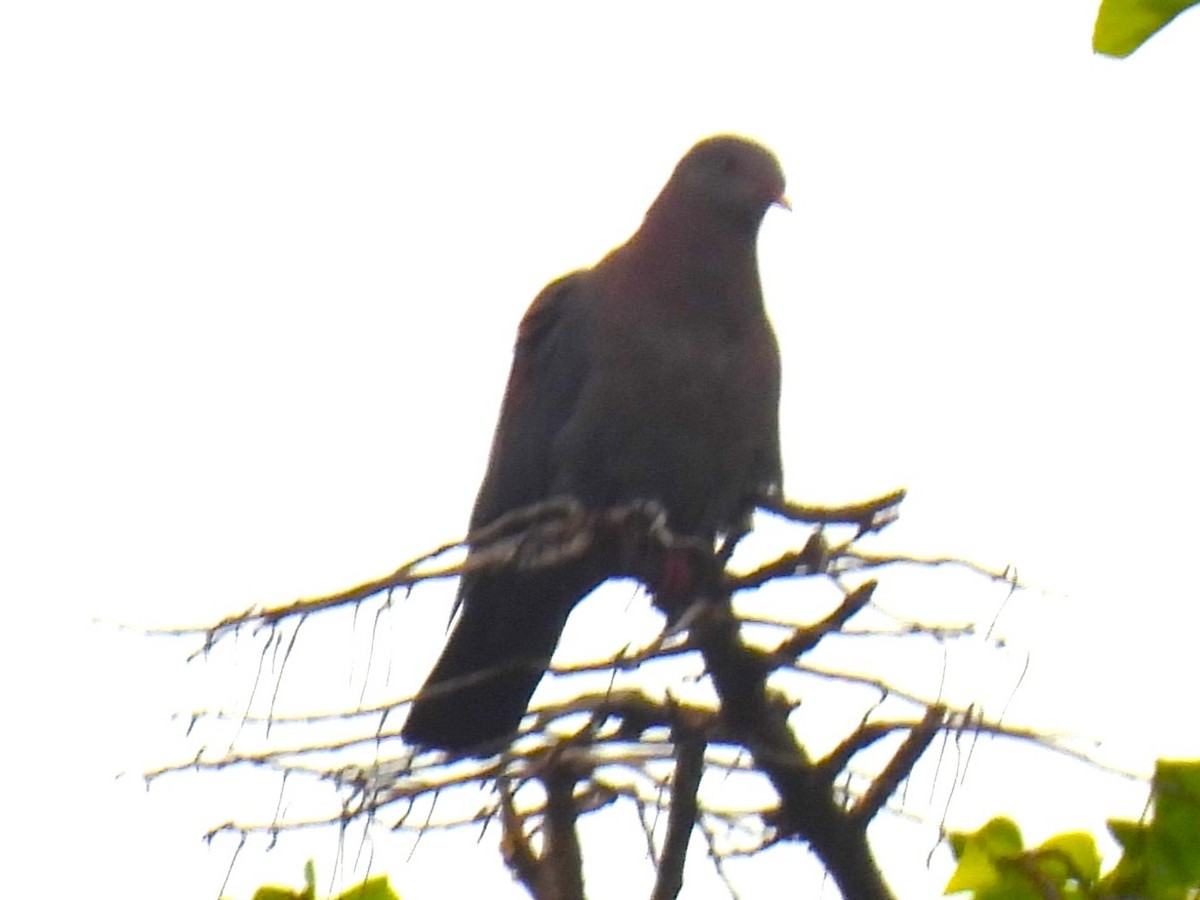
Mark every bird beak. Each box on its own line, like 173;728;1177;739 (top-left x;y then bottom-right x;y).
775;194;792;212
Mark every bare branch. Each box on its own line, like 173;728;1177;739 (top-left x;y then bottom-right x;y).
650;721;706;900
151;487;1137;900
499;776;542;894
841;549;1020;585
852;705;948;826
540;756;587;900
760;489;906;533
685;595;897;900
772;580;877;661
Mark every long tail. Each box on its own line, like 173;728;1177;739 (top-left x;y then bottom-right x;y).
402;567;603;753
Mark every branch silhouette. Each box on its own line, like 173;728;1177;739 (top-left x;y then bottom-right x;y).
149;489;1132;899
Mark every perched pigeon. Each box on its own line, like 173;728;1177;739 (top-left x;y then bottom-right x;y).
402;135;787;752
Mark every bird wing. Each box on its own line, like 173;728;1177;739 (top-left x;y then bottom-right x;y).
466;270;591;534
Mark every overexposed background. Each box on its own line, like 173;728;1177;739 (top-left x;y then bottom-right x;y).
3;1;1198;897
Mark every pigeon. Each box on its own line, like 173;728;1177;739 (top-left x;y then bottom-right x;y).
402;135;786;752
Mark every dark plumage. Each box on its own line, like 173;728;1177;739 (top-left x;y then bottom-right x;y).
402;135;787;752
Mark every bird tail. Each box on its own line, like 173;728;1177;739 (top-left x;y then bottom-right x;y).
402;569;601;754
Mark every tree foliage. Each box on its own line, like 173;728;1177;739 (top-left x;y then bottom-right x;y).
947;760;1200;899
241;861;399;900
1093;0;1200;56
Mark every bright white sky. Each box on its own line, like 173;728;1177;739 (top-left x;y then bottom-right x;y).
3;2;1199;898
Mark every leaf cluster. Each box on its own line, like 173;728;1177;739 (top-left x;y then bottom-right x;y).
947;759;1200;899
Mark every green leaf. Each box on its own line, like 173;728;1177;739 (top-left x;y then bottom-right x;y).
1093;0;1200;57
977;818;1025;857
1037;832;1101;884
245;872;400;900
945;818;1025;895
946;838;1002;893
1146;760;1200;894
1100;761;1200;899
946;821;1105;898
949;831;969;860
1107;818;1147;853
1101;820;1150;896
333;875;400;900
251;889;303;900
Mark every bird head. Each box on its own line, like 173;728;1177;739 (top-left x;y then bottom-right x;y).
666;135;789;229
